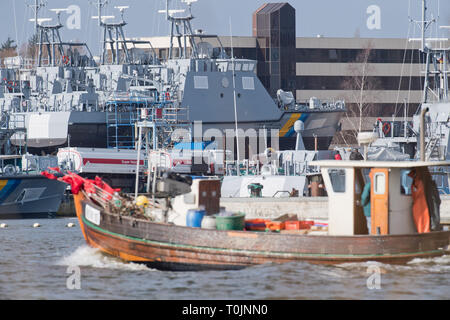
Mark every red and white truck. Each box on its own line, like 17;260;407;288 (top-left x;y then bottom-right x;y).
57;147;146;191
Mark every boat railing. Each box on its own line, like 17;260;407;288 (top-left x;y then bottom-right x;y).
271;190;291;198
281;99;346;113
224;158;320;176
372;118;416;139
136;106;189;124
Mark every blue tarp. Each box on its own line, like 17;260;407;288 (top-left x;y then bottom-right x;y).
173;142;210;150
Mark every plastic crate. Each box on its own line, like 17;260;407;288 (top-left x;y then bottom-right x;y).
265;221;285;231
245;219;269;231
285;220;314;230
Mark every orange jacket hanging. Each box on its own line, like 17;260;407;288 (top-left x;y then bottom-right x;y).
408;169;431;233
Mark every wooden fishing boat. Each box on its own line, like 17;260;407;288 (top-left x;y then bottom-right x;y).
70;160;450;271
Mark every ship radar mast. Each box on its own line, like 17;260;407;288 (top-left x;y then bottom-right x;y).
27;0;47;34
160;0;200;59
31;7;94;67
91;2;158;65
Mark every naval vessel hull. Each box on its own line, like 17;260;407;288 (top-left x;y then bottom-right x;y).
0;175;67;219
15;109;343;153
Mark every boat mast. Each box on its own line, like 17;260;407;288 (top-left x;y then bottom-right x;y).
417;0;449;103
162;0;199;59
94;0;108;27
230;17;240;173
28;0;46;34
92;1;133;64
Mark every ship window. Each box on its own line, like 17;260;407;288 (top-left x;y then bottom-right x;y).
194;76;208;89
374;173;386;194
242;77;255;90
328;169;346;193
242;64;249;71
231;63;241;71
401;170;412;195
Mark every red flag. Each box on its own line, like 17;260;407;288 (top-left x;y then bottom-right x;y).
48;166;61;173
58;174;84;194
41;171;57;180
93;176;116;200
83;180;96;194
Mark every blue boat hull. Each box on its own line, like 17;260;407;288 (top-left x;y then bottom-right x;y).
0;175;67;219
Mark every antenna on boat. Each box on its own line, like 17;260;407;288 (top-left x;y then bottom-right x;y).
409;0;449;103
90;0;109;27
49;8;68;25
91;1;134;64
182;0;198;16
28;17;52;24
27;0;47;34
229;16;240;174
114;6;129;23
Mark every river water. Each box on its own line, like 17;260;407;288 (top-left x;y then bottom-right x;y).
0;218;449;300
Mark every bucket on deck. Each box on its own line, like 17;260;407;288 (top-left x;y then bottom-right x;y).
201;215;217;229
186;209;205;228
215;212;246;230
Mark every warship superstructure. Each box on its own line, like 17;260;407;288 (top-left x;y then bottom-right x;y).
0;0;345;157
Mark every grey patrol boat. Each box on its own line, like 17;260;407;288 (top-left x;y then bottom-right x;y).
1;0;345;155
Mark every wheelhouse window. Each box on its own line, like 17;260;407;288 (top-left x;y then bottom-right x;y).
374;172;386;194
328;169;346;193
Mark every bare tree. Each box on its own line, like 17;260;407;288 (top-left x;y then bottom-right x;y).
0;37;18;66
340;41;380;144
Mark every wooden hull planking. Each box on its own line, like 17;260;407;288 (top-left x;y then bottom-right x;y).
73;193;450;271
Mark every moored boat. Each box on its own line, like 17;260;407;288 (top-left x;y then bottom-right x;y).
0;175;67;219
67;160;450;271
0;155;67;219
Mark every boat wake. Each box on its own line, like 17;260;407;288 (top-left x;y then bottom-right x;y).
57;245;156;272
335;255;450;274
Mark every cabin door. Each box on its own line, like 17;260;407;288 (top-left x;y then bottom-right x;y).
370;168;389;235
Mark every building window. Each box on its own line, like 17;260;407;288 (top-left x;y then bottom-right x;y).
296;76;424;91
296;48;426;64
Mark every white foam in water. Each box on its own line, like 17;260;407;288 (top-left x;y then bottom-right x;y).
336;254;450;274
408;254;450;265
57;245;155;272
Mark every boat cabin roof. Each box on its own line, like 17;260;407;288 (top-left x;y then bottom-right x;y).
310;160;450;169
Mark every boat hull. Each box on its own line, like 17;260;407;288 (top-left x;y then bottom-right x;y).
0;175;67;219
74;193;450;270
14;108;343;153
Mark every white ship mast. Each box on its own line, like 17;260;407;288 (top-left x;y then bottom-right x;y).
160;0;199;59
414;0;449;103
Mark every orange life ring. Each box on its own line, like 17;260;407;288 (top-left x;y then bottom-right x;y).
62;55;70;65
165;92;170;101
382;122;391;135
